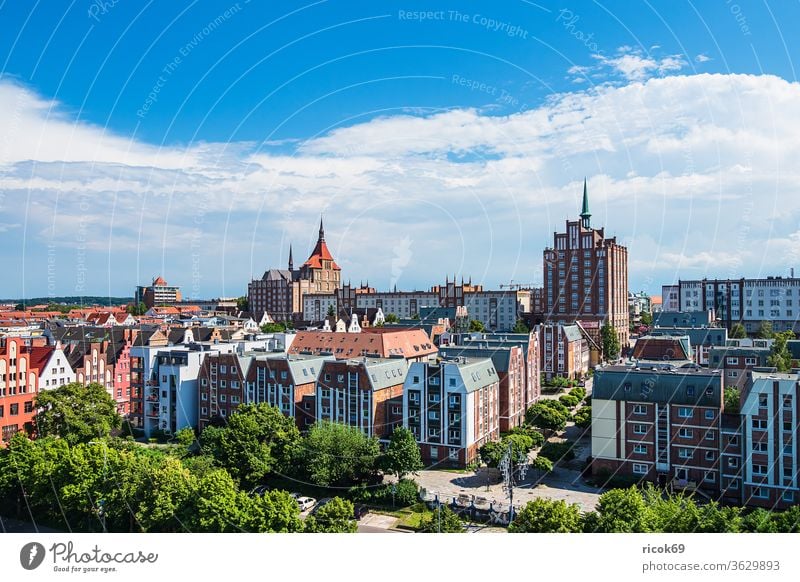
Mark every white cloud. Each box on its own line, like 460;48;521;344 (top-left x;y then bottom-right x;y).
695;53;711;63
1;72;800;295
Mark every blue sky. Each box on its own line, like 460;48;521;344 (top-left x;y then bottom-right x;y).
1;0;799;299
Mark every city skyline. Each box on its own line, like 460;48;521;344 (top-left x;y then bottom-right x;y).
2;1;799;298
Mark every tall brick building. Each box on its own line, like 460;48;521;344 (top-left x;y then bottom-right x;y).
248;219;342;321
542;180;629;350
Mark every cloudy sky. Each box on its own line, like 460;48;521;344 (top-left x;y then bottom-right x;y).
1;0;799;299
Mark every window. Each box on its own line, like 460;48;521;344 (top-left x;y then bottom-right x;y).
633;444;647;454
759;394;768;408
321;389;331;398
632;463;648;475
633;424;647;434
633;404;647;415
753;441;767;452
783;491;794;503
678;448;693;459
428;411;440;421
704;472;715;483
752;487;767;499
705;451;715;461
678;407;692;418
753;464;767;475
220;365;227;374
784;395;793;409
726;357;739;365
783;421;792;432
201;407;207;415
220;395;227;403
729;458;738;468
201;379;207;386
201;393;208;401
729;479;739;490
679;428;693;438
704;409;715;420
705;431;714;441
686;386;695;398
428;428;441;439
752;419;767;430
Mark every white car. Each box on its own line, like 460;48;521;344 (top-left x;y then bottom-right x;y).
295;496;317;511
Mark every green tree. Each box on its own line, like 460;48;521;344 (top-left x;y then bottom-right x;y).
34;382;122;445
767;330;795;372
724;387;740;413
590;487;652;533
729;322;747;339
507;426;544;448
757;320;775;339
419;505;465;533
509;498;583;533
469;319;485;332
479;441;505;468
525;402;568;432
236;296;249;311
601;323;621;361
175;427;196;448
640;312;653;327
531;455;553;474
304;497;358;533
382;427;423;479
261;322;288;333
512;319;530;333
135;456;197;532
199;403;301;488
384;313;400;324
127;302;147;316
303;421;381;487
773;506;800;532
327;304;336;317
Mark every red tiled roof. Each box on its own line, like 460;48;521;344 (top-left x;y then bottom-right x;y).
28;345;55;373
153;276;167;286
289;329;436;360
303;239;340;270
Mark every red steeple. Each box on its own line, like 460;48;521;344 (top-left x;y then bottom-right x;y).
303;217;340;270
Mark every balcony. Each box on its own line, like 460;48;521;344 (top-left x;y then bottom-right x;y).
146;406;159;418
671;478;697;492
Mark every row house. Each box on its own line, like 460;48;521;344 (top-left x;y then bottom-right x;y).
538;323;589;380
591;364;724;496
288;328;437;362
316;357;406;439
197;352;255;429
29;344;75;391
403;358;500;468
0;337;39;442
439;345;526;432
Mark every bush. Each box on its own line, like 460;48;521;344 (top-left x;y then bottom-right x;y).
348;479;419;508
559;394;580;408
525;404;568;432
507;426;544;448
539;441;576;463
568;387;586;400
538;399;570;416
573;407;592;429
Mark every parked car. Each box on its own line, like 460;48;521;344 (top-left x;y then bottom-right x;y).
250;485;270;496
353;504;369;520
311;498;333;515
295;496;317;512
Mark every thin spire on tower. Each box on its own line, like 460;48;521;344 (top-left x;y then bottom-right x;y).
288;244;293;271
580;177;591;228
318;216;325;241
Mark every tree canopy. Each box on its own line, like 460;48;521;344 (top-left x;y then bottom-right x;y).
302;421;381;487
729;322;747;339
509;498;583;533
469;319;485;332
304;497;358;533
382;426;423;479
767;330;796;372
601;323;621;361
34;382;122;445
419;505;465;533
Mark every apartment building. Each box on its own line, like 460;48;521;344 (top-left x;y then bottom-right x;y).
316;357;406;439
135;276;182;309
664;276;800;333
709;345;772;390
403;358;500;468
439;344;525;432
592;364;724;496
738;372;800;508
538;324;589;380
542;180;629;349
196;352;255;429
0;337;39;442
303;293;338;322
29;344;75;391
649;327;727;366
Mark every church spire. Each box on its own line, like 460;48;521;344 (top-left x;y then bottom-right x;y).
580;177;591;228
288;244;293;271
318;216;325;242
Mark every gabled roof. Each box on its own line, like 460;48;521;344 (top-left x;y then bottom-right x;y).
303;219;340;270
28;345;55;373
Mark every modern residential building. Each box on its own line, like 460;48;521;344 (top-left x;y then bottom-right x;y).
662;276;800;333
709;345;773;390
538;324;590;380
316;357;406;439
541;180;629;349
733;371;800;509
591;363;724;496
404;357;500;468
135;276;182;309
439;344;526;432
248;219;342;321
237;354;332;431
302;293;338;322
0;336;39;442
629;291;652;326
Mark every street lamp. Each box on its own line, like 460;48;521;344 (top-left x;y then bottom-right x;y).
499;441;528;526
